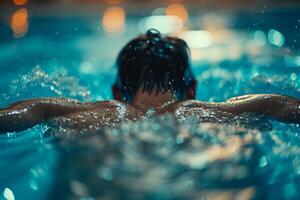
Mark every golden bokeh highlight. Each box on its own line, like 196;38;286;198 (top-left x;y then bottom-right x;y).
11;8;29;38
12;0;28;5
166;4;188;23
102;7;125;33
105;0;122;5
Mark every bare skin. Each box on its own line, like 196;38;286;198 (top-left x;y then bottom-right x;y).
0;91;300;134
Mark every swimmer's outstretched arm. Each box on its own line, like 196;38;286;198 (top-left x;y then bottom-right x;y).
0;97;92;133
199;94;300;123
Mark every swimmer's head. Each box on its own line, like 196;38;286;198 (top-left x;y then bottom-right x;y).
113;29;197;102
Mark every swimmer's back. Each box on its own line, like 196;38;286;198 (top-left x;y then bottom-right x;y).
1;94;300;134
48;100;145;132
49;100;196;133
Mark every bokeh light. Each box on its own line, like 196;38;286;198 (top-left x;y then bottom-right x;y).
268;29;285;47
139;15;183;34
252;30;267;46
201;14;228;31
166;4;188;23
12;0;28;6
102;7;125;33
179;31;213;48
3;187;15;200
152;7;165;15
11;8;29;38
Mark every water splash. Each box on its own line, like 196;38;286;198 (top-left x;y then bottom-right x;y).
247;74;300;97
195;66;300;102
45;116;300;200
1;66;90;105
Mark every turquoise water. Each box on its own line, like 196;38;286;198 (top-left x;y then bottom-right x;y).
1;12;300;199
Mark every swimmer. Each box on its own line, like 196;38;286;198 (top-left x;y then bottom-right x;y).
0;29;300;133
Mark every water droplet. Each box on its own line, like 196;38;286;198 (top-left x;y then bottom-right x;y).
98;167;113;181
290;73;297;81
259;156;268;167
3;187;15;200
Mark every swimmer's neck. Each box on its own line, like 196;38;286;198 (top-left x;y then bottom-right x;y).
131;90;176;113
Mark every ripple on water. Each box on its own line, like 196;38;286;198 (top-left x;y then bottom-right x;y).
1;63;300;199
44;115;300;200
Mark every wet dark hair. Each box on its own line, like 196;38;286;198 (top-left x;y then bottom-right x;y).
115;29;195;101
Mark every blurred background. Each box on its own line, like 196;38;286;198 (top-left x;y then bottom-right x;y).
0;0;300;101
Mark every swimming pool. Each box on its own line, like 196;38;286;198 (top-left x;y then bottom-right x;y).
1;8;300;200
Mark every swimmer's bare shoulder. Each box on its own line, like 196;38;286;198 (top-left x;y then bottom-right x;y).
156;94;300;124
0;97;143;133
56;100;144;122
155;100;223;119
47;100;145;132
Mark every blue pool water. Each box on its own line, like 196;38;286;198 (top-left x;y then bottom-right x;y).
1;10;300;200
